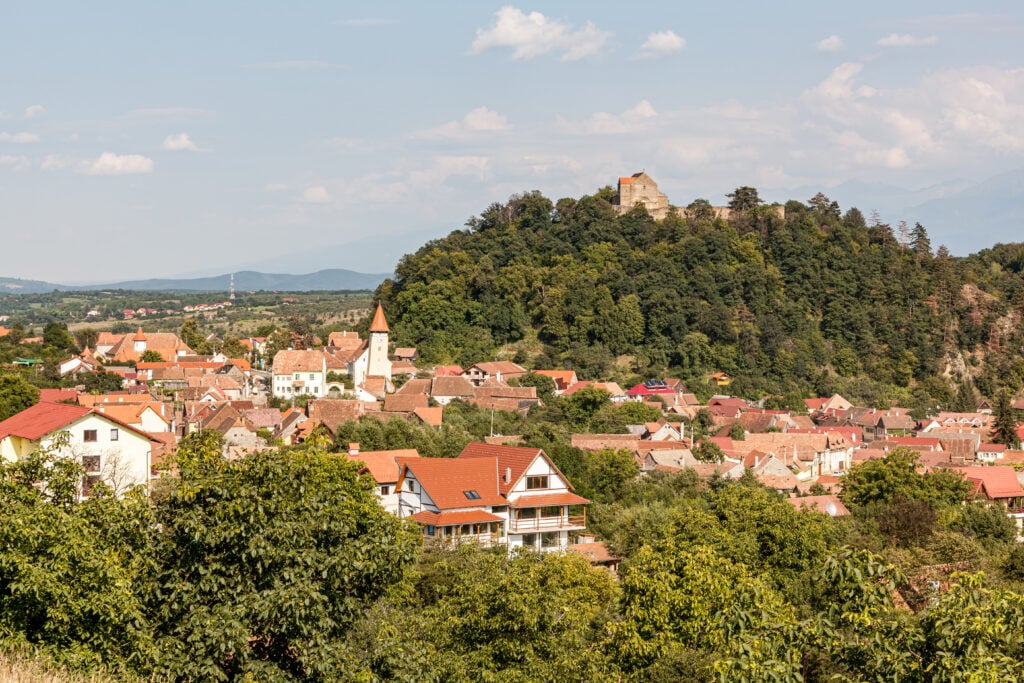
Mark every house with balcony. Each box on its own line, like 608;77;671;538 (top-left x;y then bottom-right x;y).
393;442;589;552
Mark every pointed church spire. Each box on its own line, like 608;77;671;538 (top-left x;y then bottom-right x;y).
369;304;389;333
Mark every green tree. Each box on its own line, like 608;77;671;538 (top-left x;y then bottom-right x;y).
841;447;970;508
139;349;164;363
42;322;75;351
726;186;762;212
0;372;40;420
147;436;419;681
990;388;1022;448
693;440;725;463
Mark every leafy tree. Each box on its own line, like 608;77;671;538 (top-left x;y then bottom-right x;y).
42;322;75;351
726;186;761;213
147;435;419;681
0;438;152;673
693;440;725;463
0;372;40;420
139;349;164;363
841;448;969;508
727;422;745;440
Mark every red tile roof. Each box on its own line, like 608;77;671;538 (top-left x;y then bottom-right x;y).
952;466;1024;499
38;388;79;404
0;402;91;440
346;449;420;484
569;541;618;564
510;492;590;507
459;442;545;495
402;456;505;509
409;509;503;526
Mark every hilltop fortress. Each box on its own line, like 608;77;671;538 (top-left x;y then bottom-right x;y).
613;171;785;221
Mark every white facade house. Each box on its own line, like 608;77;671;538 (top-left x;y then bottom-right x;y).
271;349;329;399
0;402;156;498
393;443;589;553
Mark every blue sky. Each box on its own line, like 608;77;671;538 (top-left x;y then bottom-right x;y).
3;2;1024;281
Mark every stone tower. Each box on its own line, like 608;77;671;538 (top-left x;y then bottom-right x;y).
615;171;670;219
366;304;392;380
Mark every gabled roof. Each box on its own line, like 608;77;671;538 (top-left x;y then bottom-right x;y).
347;448;420;484
458;442;570;495
413;406;444;427
952;466;1024;499
401;456;504;508
0;402;91;440
0;402;158;444
38;388;79;404
272;349;327;375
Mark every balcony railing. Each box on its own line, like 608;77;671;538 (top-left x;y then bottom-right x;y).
510;514;586;533
426;532;504;549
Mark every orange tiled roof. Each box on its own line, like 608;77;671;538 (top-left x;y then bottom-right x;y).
402;456;504;508
459;442;545;495
368;305;389;333
347;448;420;484
409;509;503;526
510;491;590;507
0;402;91;440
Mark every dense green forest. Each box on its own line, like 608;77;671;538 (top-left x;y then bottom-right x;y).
376;188;1024;405
4;428;1024;681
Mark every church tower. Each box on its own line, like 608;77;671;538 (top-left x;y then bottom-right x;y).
366;304;392;380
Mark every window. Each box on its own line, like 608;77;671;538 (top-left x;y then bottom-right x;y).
526;475;548;490
110;428;119;441
81;455;101;472
82;475;101;497
463;489;481;500
540;506;562;518
491;505;508;514
83;429;98;442
309;373;315;380
522;533;538;548
380;485;390;495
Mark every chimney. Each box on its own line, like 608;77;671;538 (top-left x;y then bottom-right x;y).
504;466;511;483
348;442;360;455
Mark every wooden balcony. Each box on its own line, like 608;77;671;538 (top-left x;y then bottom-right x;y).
510;514;586;533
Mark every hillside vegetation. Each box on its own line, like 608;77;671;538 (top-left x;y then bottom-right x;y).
377;189;1024;405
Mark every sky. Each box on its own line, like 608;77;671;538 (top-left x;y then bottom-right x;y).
2;2;1024;282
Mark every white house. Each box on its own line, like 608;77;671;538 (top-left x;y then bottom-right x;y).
271;349;329;399
344;446;421;515
0;401;157;497
394;443;589;553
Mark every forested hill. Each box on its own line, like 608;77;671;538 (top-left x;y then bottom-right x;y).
376;188;1024;406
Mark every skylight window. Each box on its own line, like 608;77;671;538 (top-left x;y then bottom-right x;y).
463;490;481;500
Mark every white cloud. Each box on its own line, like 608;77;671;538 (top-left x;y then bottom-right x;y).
247;60;346;70
637;30;685;59
807;63;876;102
816;35;844;52
86;152;154;176
302;185;332;203
23;104;45;118
877;33;939;47
41;155;78;171
470;7;610;61
336;18;394;27
415;106;512;139
575;100;658;134
0;131;39;143
161;133;203;152
0;155;30;170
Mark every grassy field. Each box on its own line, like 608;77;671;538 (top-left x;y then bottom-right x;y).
0;653;122;683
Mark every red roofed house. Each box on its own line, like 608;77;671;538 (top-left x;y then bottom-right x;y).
614;171;669;219
952;466;1024;534
0;401;158;498
394;442;589;552
463;361;527;387
345;446;421;514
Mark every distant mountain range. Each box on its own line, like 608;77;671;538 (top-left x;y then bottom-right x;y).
0;269;392;295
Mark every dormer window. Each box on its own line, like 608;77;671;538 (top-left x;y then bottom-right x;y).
526;475;548;490
463;490;481;500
